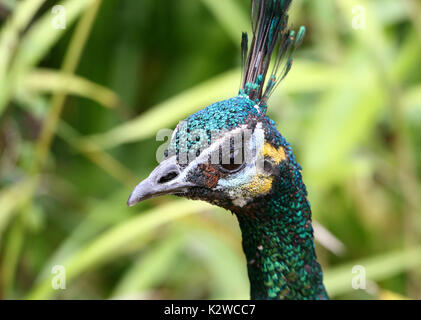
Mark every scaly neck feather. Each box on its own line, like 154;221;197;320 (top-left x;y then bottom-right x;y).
233;154;328;300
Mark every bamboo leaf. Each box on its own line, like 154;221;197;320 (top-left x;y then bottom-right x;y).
200;0;249;44
0;0;45;99
0;0;95;113
192;230;249;299
303;55;384;191
22;69;119;108
78;69;240;151
27;200;213;299
111;231;187;298
0;177;37;243
325;246;421;297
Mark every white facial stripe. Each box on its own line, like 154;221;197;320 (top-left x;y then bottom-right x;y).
161;125;248;187
164;122;266;201
176;124;251;181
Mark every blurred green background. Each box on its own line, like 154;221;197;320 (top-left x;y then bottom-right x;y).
1;0;421;300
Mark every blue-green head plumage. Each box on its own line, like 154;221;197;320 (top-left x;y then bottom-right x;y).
160;94;294;211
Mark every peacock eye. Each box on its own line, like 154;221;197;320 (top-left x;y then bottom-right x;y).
220;161;243;172
263;160;273;172
219;142;244;173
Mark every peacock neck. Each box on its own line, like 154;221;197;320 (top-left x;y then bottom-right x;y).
233;161;328;300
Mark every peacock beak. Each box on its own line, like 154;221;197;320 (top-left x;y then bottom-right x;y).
127;157;193;207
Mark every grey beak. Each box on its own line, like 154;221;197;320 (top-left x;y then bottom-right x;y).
127;157;192;207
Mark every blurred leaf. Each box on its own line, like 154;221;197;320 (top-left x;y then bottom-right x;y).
0;0;95;113
21;69;119;108
0;0;45;104
374;0;410;24
111;231;187;298
192;231;249;299
325;246;421;297
33;191;138;282
10;0;94;75
404;85;421;112
15;93;138;187
27;199;213;299
0;177;37;243
78;69;240;150
379;289;409;300
313;221;346;256
336;0;393;70
303;55;384;191
200;0;249;44
391;30;421;82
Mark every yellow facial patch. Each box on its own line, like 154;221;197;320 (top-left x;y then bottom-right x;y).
220;143;286;206
261;143;286;164
241;144;286;197
243;174;274;196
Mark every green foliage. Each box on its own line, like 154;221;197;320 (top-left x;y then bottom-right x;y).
0;0;421;299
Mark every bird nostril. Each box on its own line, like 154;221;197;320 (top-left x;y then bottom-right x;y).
157;171;179;184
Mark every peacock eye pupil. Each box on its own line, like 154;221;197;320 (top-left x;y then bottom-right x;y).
221;162;242;171
218;136;245;172
220;151;244;172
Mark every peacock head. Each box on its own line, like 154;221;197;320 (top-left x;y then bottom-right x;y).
127;0;306;213
127;95;292;212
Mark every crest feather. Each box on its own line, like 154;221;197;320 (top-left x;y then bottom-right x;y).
240;0;305;112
